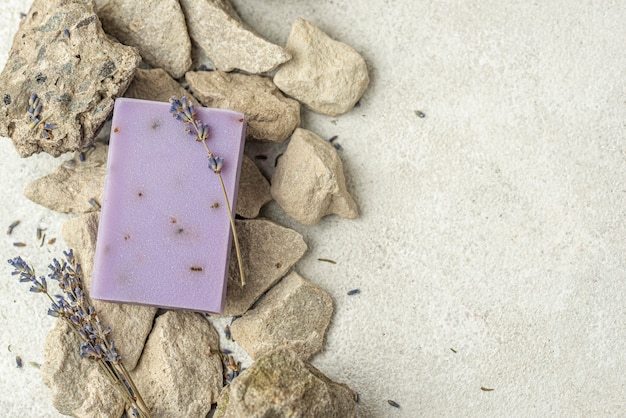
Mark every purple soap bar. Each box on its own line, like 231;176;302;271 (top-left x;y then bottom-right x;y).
91;98;246;313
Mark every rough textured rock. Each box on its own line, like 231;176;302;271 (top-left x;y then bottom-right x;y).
131;311;223;417
62;212;157;370
273;18;369;116
214;348;356;418
41;320;126;418
223;219;307;316
231;271;333;360
0;0;141;157
24;144;107;214
178;0;290;73
95;0;191;78
237;155;272;218
124;68;199;104
271;128;358;225
186;71;300;142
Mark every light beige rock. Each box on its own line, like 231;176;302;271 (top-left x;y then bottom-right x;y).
271;128;358;225
237;156;272;218
131;311;223;417
214;348;356;418
41;320;126;418
231;271;333;360
124;68;199;104
223;219;307;316
95;0;191;78
24;144;108;214
273;18;369;116
178;0;290;73
0;0;141;157
186;71;300;142
62;212;157;370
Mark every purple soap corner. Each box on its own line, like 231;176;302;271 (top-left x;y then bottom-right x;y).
91;98;246;314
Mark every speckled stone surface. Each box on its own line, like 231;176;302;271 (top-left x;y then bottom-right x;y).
0;0;140;157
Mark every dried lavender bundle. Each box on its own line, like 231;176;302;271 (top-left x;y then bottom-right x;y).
7;250;151;418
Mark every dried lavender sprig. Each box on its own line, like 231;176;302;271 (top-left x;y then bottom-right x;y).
169;96;246;287
7;252;152;418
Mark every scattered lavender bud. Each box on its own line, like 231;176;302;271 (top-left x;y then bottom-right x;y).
347;289;360;296
15;355;23;368
387;399;400;408
7;220;20;235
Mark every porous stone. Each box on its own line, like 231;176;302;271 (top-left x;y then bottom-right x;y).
223;219;307;316
0;0;141;157
24;144;108;214
237;155;272;218
178;0;290;73
273;18;369;116
124;68;199;104
186;71;300;142
41;320;126;418
271;128;358;225
62;212;157;370
95;0;191;78
214;348;356;418
231;271;333;360
131;311;223;417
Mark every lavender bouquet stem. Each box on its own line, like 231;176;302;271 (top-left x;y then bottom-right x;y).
7;250;152;418
169;96;246;287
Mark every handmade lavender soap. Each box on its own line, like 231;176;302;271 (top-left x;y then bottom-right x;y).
91;98;246;313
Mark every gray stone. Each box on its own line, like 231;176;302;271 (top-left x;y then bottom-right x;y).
237;155;272;218
214;348;356;418
223;219;307;317
271;128;358;225
131;311;223;417
41;320;126;418
0;0;141;157
62;212;157;371
95;0;191;78
186;71;300;142
178;0;290;73
124;68;199;104
231;271;333;360
24;144;108;214
273;18;369;116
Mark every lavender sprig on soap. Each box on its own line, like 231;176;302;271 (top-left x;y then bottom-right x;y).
7;251;152;418
169;96;246;287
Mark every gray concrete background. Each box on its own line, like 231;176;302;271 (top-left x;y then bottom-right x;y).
1;0;625;417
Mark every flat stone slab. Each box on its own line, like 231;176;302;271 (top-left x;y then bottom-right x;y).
271;128;358;225
237;155;272;218
0;0;141;157
41;320;126;418
274;18;369;116
214;347;356;418
124;68;199;104
24;143;108;214
178;0;290;73
222;219;307;316
231;271;333;360
186;70;300;142
131;311;223;416
95;0;191;78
